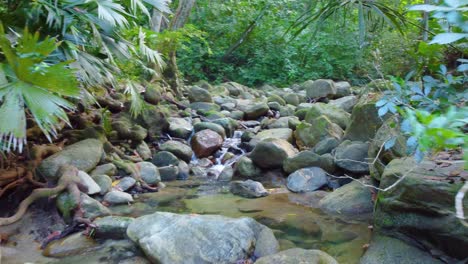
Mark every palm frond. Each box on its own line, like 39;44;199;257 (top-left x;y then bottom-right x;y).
124;80;146;118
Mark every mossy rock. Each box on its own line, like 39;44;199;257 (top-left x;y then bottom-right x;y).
294;117;343;150
304;103;350;129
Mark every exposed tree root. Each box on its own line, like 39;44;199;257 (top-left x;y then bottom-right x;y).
108;153;158;191
0;165;81;226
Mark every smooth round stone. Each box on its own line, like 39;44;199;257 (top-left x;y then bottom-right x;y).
104;191;134;205
286;167;328;193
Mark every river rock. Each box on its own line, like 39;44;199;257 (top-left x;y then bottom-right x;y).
305;103;350;129
112;119;147;141
77;171;101;195
360;235;444;264
255;248;338;264
286;167;328;193
81;193;111;219
127;212;279;264
284;93;301;106
218;165;234;182
190;102;221;116
212;118;238;137
90;163;117;177
43;232;99;258
329;95;358;113
177;161;190;180
141;106;169;139
279;104;296;117
334;81;351;97
230;180;268;198
236;99;269;120
38;139;103;181
374;157;468;260
344;93;384;141
368;117;407;181
312;137;340;155
250;138;297;169
92;174;112;195
304;79;336;98
251;128;294;145
159;165;179;181
193;122;226;138
319;181;373;221
268;101;282;111
268;94;287;105
191;129;223;158
115;177;136;191
222;82;247;96
136;141;152;160
104;190;134;205
137;162;160;185
152;151;180;167
144;83;162;104
159;141;193;163
168;117;193;139
335;140;370;174
188;86;213;103
294;117;343;150
94;216;134;239
283;151;334;174
235;156;262;178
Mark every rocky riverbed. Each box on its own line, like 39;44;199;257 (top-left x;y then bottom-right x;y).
0;80;466;264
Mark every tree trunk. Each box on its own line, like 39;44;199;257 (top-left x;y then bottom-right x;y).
164;0;196;97
422;0;429;41
151;9;164;32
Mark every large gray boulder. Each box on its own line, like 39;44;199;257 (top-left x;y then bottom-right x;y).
127;212;279;264
137;162;161;185
344;93;385;141
360;235;444;264
374;157;468;261
235;156;262;178
38;139;103;181
286;167;328;193
250;128;294;145
335;140;370;174
168;117;193;139
319;181;373;221
304;79;336;98
188;86;213;103
250;138;297;169
283;151;334;174
256;248;338;264
159;140;193;162
304;103;350;129
236;99;269;120
329;95;358;113
294;117;343;150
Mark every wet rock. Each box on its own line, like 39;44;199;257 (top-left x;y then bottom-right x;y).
235;156;262;179
329;95;358;113
38;139;104;181
286;167;328;193
305;103;350;129
191;129;223;158
287;191;328;208
115;177;137;191
188;86;213;103
93;174;113;195
159;141;193;163
43;232;99;257
344;93;385;141
360;235;444;264
250;138;297;169
319;181;373;221
218;165;234;182
78;171;101;195
90;163;117;177
268;94;286;105
211;117;238;137
127;212;279;264
136;141;152;160
304;79;337;99
230;180;268;198
294;117;343;150
177;161;190;180
335;140;370;174
104;190;134;205
255;248;338;264
152;151;180;167
374;158;468;260
193;122;226;138
283;151;334;174
159;165;179;181
81;193;111;219
94;216;134;239
168;117;193;139
138;162;160;185
251;128;294;145
237;99;269;120
312;137;340;155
